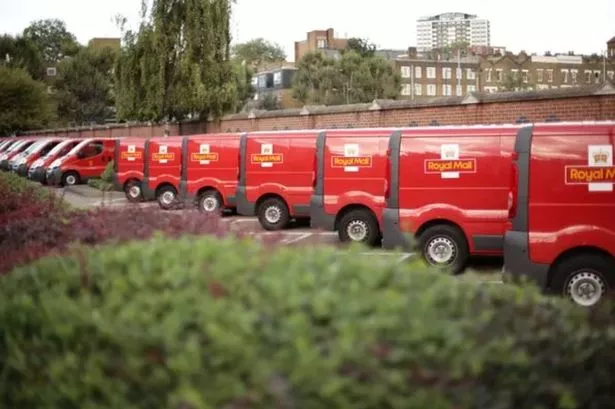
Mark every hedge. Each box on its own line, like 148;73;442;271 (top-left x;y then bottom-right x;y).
2;235;615;409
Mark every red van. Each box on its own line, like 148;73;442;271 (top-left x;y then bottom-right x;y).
236;130;322;230
310;128;397;246
28;139;82;184
46;138;116;186
504;121;615;307
113;137;148;202
381;124;521;273
0;138;38;171
178;133;241;213
15;138;65;177
142;136;183;209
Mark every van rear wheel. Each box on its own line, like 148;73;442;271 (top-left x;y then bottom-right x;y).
157;186;178;210
124;181;143;203
257;197;290;231
338;209;380;246
418;225;469;274
551;254;614;307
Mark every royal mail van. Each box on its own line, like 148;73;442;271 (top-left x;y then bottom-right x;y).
0;139;17;153
28;138;82;184
46;138;116;186
14;137;65;177
178;133;241;213
142;136;183;209
112;137;148;202
309;128;397;246
0;138;38;171
504;121;615;307
381;124;521;273
236;130;322;230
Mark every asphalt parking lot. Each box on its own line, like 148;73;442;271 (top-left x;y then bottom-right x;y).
45;183;504;281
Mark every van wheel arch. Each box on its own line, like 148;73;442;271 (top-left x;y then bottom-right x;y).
334;205;381;245
548;246;615;295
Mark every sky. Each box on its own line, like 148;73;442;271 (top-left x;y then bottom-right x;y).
0;0;614;61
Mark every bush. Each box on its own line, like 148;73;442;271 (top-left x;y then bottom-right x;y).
101;160;114;183
87;177;113;191
2;235;615;408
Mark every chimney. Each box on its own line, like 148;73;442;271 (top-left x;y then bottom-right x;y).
407;46;417;58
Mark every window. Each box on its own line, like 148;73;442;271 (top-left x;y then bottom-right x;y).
401;66;411;78
456;85;462;96
427;84;436;96
401;84;411;95
522;70;529;83
79;142;103;159
443;84;452;96
584;70;592;83
496;69;503;82
467;68;476;80
317;37;327;49
258;75;267;88
536;69;544;82
486;68;492;82
546;69;553;82
594;71;601;83
426;67;436;78
443;67;452;79
456;68;462;80
608;71;614;80
273;72;282;85
251;76;258;87
571;69;578;84
415;66;422;78
467;84;476;93
414;83;422;95
561;69;569;83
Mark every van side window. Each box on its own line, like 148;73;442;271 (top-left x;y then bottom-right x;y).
81;142;104;159
40;142;59;156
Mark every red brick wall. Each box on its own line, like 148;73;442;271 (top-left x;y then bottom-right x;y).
21;89;615;138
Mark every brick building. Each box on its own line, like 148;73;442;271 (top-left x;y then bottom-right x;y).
609;36;615;58
294;28;348;62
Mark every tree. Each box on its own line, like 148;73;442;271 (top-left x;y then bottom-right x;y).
292;50;401;105
114;0;238;122
500;71;532;92
22;19;80;64
344;38;376;58
231;38;286;69
0;35;45;80
232;61;255;112
53;46;118;125
259;93;281;111
0;66;56;135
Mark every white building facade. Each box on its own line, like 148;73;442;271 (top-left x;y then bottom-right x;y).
417;13;491;52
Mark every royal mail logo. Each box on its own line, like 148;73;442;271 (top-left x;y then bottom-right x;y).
565;145;614;192
425;158;476;173
443;149;457;159
121;151;142;160
152;152;175;161
191;152;219;162
251;153;283;164
331;156;372;168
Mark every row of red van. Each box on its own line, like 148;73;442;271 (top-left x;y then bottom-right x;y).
2;121;614;306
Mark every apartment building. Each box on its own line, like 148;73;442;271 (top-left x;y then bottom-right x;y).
294;28;348;62
250;65;302;109
417;13;490;53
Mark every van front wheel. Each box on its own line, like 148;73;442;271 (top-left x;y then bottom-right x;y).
157;186;178;210
62;171;80;186
198;190;223;214
124;181;143;203
257;197;290;231
338;209;380;246
418;225;469;274
551;254;614;307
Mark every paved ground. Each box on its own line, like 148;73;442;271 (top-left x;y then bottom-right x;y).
45;183;504;282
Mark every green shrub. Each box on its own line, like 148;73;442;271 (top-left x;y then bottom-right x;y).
2;236;615;409
101;160;114;183
87;177;113;191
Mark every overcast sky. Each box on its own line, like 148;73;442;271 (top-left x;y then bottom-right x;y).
1;0;614;61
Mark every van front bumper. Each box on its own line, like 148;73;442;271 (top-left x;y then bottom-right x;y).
28;166;47;183
0;159;9;171
46;168;62;186
502;230;550;290
16;164;29;177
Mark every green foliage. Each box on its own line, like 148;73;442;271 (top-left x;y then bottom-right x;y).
232;61;255;113
292;50;401;105
231;38;286;69
500;72;533;92
22;19;80;64
258;93;281;111
0;66;56;136
0;34;45;80
101;160;114;183
344;37;376;58
53;46;118;126
114;0;238;122
3;235;615;408
87;178;114;191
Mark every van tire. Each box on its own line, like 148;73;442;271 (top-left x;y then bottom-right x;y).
124;181;143;203
157;186;178;210
418;225;469;274
61;171;80;187
198;190;223;214
550;254;614;307
257;197;290;231
337;209;380;246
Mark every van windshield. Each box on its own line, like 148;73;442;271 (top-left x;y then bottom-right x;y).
43;140;73;158
66;139;92;156
6;141;25;152
23;140;46;156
